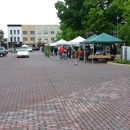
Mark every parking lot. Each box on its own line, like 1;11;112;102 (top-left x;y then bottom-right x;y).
0;51;130;130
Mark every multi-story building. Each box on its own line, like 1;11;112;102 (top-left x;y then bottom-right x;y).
35;25;60;44
22;25;36;46
0;30;4;46
7;25;22;47
7;24;61;47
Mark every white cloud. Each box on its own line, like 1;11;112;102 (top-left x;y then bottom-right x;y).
0;0;63;37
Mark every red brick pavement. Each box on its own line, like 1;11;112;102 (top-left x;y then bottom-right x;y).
0;52;130;130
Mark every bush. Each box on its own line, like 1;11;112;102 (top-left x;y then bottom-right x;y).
44;44;51;56
113;59;130;64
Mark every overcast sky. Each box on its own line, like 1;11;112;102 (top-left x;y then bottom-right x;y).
0;0;63;37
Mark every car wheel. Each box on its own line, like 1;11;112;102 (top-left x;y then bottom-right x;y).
0;53;4;57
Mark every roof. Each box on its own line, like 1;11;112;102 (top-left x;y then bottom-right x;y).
81;34;98;44
85;33;124;44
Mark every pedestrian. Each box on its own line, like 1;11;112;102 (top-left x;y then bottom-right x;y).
68;46;72;58
113;45;117;55
110;45;114;55
58;46;64;60
86;44;91;60
63;46;67;61
54;46;58;56
94;45;97;55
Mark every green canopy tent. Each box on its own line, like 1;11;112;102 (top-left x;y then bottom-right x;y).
81;34;98;44
85;33;124;44
83;33;124;63
80;34;98;61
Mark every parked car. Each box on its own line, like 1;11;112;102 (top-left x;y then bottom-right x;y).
95;46;107;55
8;48;13;52
27;47;33;52
0;47;7;57
90;46;106;55
17;48;29;58
33;47;40;51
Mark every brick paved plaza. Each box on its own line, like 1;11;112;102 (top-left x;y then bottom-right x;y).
0;51;130;130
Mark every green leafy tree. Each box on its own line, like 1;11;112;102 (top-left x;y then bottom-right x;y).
37;40;42;47
55;0;85;37
55;0;129;44
117;0;130;45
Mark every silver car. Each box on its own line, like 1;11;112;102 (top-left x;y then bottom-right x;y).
17;49;29;58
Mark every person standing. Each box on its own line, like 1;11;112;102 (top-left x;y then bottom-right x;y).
58;46;64;60
86;44;91;60
110;45;114;55
63;46;67;61
94;45;97;55
54;46;58;56
113;45;117;55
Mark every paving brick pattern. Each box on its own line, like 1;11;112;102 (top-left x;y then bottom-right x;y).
0;52;130;130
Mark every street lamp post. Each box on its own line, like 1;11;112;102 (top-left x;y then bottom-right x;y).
117;15;119;38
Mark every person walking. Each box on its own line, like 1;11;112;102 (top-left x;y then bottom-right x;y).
58;46;64;60
63;46;67;61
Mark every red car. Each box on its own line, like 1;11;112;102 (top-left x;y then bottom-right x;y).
33;47;40;51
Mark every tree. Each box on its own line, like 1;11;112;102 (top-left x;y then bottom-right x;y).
55;0;130;44
37;40;42;47
55;0;85;37
117;0;130;45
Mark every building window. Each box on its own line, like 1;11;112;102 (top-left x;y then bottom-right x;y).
30;31;35;34
17;30;19;35
14;30;16;35
30;37;35;41
44;31;48;34
17;37;20;41
57;31;60;34
51;37;55;40
14;37;16;42
10;30;12;35
10;37;12;42
51;31;54;34
38;37;41;40
38;31;41;34
23;37;27;41
44;37;48;40
23;31;27;34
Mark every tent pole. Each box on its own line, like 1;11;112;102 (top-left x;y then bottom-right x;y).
84;44;86;62
92;43;94;64
75;49;77;65
79;44;80;61
57;46;59;60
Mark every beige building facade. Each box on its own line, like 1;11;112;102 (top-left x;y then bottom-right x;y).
22;25;35;46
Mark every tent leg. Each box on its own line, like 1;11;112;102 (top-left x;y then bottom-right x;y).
84;45;86;62
92;43;94;64
75;51;77;65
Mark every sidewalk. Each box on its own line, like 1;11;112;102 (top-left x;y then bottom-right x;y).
0;52;130;130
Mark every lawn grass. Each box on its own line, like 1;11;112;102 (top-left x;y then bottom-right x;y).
113;59;130;64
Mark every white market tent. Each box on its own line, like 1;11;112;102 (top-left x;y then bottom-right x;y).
69;36;85;46
50;43;57;46
55;39;69;46
69;36;85;65
22;44;28;47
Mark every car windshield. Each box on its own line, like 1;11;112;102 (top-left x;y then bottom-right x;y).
96;47;103;50
18;49;27;52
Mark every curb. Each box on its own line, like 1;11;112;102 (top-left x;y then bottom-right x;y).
107;62;130;67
